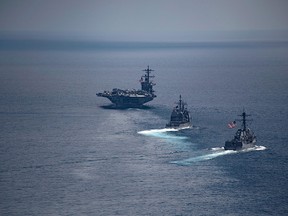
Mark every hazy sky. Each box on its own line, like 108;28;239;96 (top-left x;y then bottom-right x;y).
0;0;288;41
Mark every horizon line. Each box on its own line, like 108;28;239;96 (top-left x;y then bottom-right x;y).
0;29;288;43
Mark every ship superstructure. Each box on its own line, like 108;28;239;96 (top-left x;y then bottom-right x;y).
166;95;191;128
97;66;156;108
224;111;256;150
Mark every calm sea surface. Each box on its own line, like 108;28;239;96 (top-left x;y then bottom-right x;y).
1;41;288;215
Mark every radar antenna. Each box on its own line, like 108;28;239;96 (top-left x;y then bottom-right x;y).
140;65;155;94
236;110;252;131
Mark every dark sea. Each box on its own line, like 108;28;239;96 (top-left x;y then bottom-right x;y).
1;40;288;216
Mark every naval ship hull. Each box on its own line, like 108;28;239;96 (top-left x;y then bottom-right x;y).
166;122;192;129
97;93;155;108
224;139;256;151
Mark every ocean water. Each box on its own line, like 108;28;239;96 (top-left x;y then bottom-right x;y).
1;40;288;215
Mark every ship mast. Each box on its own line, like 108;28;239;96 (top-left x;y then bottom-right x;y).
176;95;187;111
141;65;155;93
237;111;252;131
142;65;154;83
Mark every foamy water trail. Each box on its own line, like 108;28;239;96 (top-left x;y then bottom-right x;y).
241;145;267;152
138;128;179;135
138;126;192;134
171;145;266;166
138;128;189;140
171;150;237;165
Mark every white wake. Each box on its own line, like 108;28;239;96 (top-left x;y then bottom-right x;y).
138;128;179;135
171;145;266;166
138;127;191;140
138;126;192;134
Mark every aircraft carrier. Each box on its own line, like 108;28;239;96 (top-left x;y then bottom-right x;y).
97;66;156;108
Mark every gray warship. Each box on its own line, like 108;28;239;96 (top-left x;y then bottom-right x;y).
166;95;191;128
224;111;256;150
96;66;156;108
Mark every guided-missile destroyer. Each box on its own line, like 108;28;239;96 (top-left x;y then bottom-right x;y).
224;111;256;150
96;66;156;108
